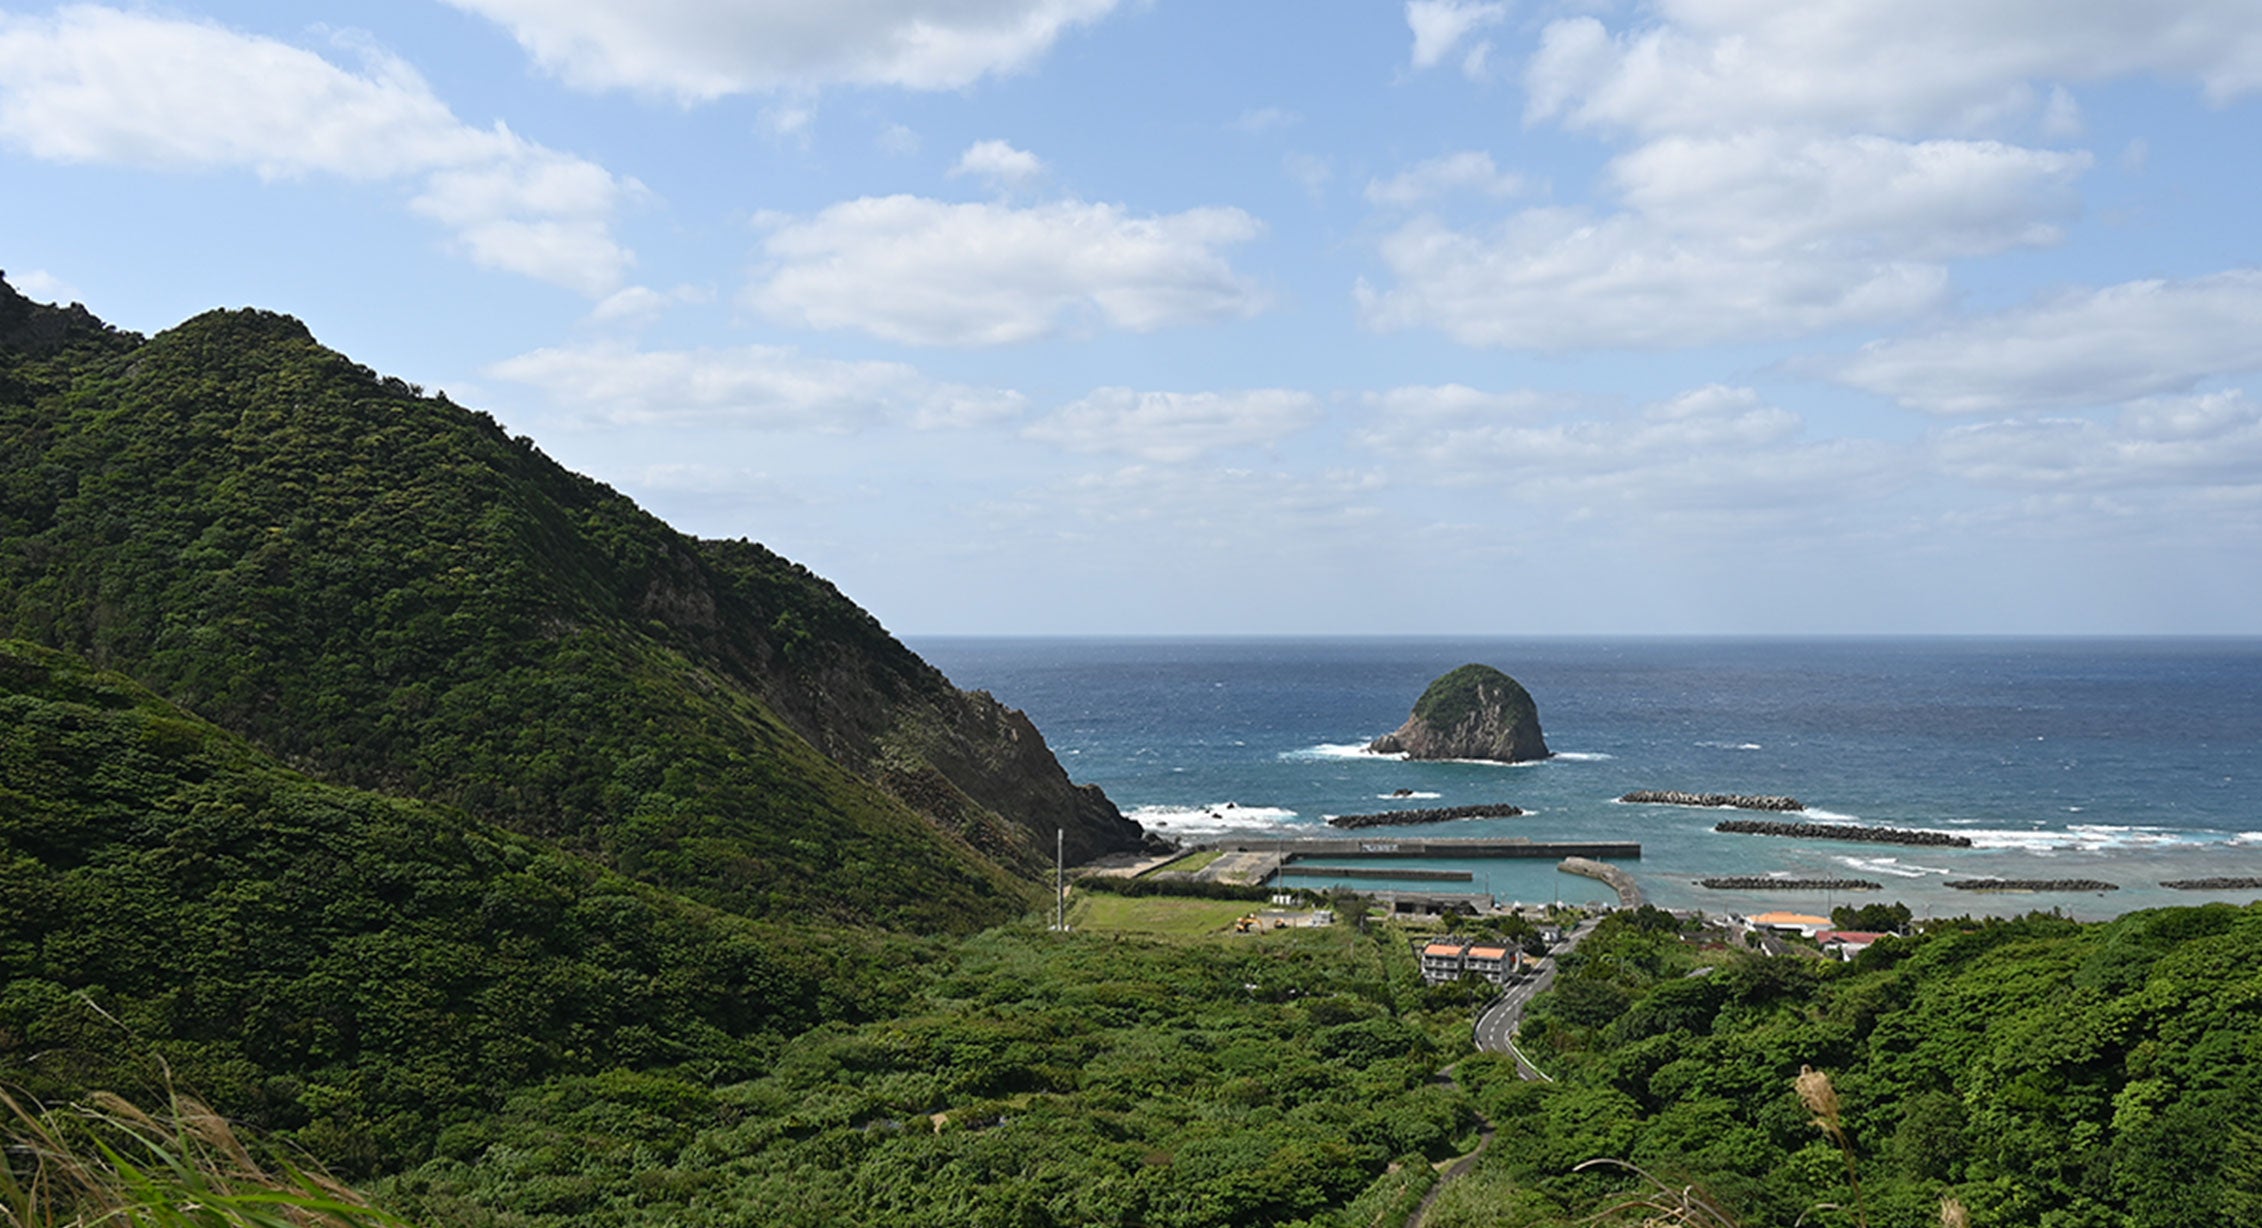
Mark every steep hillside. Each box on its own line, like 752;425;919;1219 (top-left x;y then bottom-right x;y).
0;274;1146;929
0;638;931;1172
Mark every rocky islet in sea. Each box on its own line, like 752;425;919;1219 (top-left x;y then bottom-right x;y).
1368;664;1550;763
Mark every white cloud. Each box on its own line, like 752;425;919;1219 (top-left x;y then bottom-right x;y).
8;269;80;304
1364;151;1524;207
1609;133;2088;260
441;0;1121;99
1359;383;1907;518
877;123;921;155
1024;388;1321;461
1360;132;2087;349
747;196;1266;345
950;139;1045;190
1362;384;1572;421
0;6;637;295
1230;106;1300;134
586;283;712;324
488;341;1025;429
1359;208;1945;349
1827;271;2262;414
1934;392;2262;491
1525;1;2262;137
1407;1;1507;72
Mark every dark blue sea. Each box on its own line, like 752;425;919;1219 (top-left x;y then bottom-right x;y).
912;638;2262;921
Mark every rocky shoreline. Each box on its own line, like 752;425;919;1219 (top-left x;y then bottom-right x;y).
2161;877;2262;889
1945;878;2118;892
1620;790;1804;812
1715;818;1973;847
1697;876;1882;891
1325;802;1527;829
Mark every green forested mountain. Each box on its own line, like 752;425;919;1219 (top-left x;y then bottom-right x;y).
0;638;927;1172
0;275;1146;932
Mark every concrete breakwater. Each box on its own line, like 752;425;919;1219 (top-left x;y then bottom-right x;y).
1560;857;1644;908
1283;864;1473;882
1715;819;1973;848
2162;877;2262;889
1946;878;2118;892
1697;876;1881;891
1621;790;1804;812
1212;837;1641;859
1326;802;1525;829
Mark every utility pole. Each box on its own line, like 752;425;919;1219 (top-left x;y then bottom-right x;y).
1055;827;1065;932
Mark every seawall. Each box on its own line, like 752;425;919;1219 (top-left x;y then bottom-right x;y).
1211;837;1642;860
1560;857;1645;908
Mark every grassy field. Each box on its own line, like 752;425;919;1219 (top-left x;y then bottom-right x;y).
1068;893;1257;937
1136;848;1225;877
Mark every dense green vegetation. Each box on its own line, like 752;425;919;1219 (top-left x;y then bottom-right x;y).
0;640;926;1174
9;638;2259;1225
1408;664;1539;735
1442;905;2262;1226
383;922;1481;1227
0;277;1151;932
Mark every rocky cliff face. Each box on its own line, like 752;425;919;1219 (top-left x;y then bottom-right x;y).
1368;664;1551;763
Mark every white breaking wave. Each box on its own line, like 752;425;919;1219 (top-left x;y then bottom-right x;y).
1550;751;1615;762
1799;807;1866;825
1696;741;1763;751
1835;855;1951;879
1282;742;1558;767
1952;823;2234;853
1376;791;1443;800
1283;742;1391;761
1125;802;1298;836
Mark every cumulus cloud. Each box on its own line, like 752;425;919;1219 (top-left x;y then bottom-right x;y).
1407;1;1507;73
586;283;713;324
1360;132;2086;348
1525;0;2262;137
1359;208;1946;349
1359;384;1907;517
747;196;1267;345
1609;133;2088;259
441;0;1121;99
950;139;1045;190
1024;388;1321;461
0;6;637;295
1364;151;1524;207
1933;391;2262;491
487;341;1025;429
1826;271;2262;413
1362;384;1572;421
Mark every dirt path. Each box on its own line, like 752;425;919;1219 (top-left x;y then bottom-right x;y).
1405;1063;1494;1228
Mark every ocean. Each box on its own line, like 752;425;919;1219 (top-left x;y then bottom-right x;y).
911;637;2262;922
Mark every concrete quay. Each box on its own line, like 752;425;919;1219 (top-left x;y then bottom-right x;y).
1206;836;1641;860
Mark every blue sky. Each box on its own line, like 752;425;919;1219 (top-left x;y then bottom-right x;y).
4;0;2260;635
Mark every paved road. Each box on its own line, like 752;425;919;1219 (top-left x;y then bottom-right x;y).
1473;917;1602;1080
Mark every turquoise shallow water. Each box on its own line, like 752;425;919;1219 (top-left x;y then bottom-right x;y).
912;638;2262;921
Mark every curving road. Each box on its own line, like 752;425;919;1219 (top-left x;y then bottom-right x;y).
1473;917;1601;1081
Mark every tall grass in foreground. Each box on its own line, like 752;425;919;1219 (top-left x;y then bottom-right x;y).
0;1087;416;1228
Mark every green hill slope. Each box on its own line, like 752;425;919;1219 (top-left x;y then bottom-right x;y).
0;275;1145;930
0;638;929;1173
